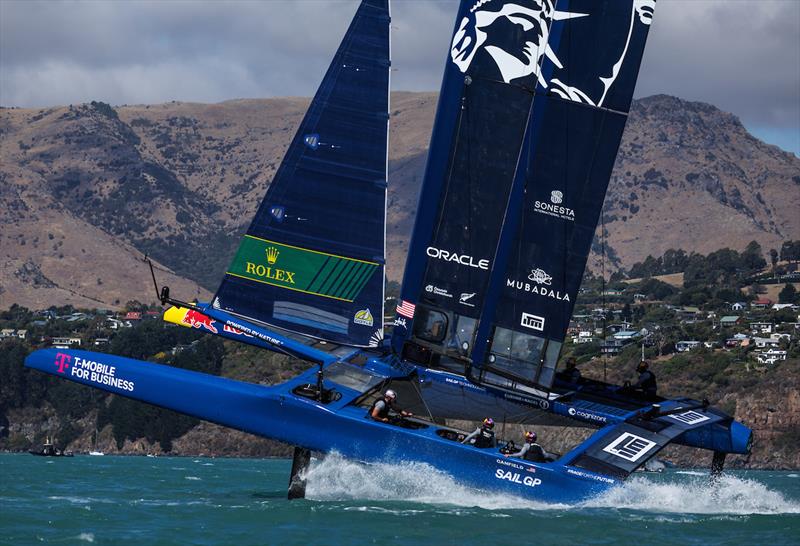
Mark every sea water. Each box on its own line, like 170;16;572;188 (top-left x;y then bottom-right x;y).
0;453;798;545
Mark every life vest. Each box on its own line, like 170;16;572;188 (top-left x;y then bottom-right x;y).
474;427;495;448
370;398;390;420
523;443;547;462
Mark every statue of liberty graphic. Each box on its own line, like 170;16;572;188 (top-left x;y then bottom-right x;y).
450;0;656;106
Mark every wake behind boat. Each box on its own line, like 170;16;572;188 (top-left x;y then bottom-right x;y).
25;0;751;503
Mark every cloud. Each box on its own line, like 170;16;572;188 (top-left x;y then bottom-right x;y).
637;0;800;129
1;0;797;142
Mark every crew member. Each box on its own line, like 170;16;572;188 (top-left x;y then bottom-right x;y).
504;431;551;463
370;389;412;423
462;418;496;448
633;360;657;398
562;357;582;383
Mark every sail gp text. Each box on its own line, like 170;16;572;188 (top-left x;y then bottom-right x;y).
495;469;542;488
60;355;135;392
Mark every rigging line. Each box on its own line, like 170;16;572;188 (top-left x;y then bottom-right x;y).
601;182;607;383
409;376;436;422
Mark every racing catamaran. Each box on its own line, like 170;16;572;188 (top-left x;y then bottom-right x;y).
26;0;751;503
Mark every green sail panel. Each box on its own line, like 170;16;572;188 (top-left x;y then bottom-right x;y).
226;236;379;303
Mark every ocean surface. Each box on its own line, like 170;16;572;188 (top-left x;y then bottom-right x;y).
1;453;798;545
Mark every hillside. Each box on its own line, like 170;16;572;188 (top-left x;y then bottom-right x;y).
1;93;798;308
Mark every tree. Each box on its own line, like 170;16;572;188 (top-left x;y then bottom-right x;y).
779;283;798;304
742;241;766;272
769;248;779;274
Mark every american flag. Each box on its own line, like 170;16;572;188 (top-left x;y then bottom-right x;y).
396;300;415;319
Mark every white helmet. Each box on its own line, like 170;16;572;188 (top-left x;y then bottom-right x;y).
384;389;397;400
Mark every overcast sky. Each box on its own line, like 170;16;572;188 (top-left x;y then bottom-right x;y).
1;0;798;154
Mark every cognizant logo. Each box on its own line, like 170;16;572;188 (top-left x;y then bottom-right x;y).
426;247;489;270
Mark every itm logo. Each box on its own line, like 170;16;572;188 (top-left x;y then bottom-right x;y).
54;352;72;374
265;247;280;265
550;190;563;204
520;312;545;331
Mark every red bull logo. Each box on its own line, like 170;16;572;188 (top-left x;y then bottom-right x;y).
183;309;218;334
54;353;71;373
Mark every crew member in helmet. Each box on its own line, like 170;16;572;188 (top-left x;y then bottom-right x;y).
504;431;551;462
632;360;657;398
461;418;497;448
370;389;412;423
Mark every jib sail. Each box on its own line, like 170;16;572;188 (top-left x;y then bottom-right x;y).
213;0;390;347
394;0;656;393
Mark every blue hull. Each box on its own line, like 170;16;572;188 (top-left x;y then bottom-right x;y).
26;348;616;503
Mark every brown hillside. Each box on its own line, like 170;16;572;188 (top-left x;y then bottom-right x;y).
1;93;798;308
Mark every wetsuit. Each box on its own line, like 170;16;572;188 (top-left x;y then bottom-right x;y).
462;426;496;448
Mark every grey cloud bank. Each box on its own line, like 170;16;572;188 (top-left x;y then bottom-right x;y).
1;0;797;154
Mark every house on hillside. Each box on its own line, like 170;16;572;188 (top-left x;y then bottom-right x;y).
124;311;142;321
725;333;751;348
600;338;628;355
37;309;56;321
720;316;743;327
633;293;647;302
751;298;773;310
678;307;701;321
613;330;641;342
755;349;787;365
16;329;27;341
106;317;130;329
676;340;701;352
0;329;15;339
607;322;633;334
753;337;780;349
566;321;580;336
750;322;774;335
601;288;624;297
730;302;747;311
51;337;81;349
573;331;594;344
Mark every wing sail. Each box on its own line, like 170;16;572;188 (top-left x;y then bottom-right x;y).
392;0;656;393
469;0;656;391
213;0;391;347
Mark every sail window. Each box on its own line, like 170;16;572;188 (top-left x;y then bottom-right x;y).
486;327;545;383
413;307;449;343
447;315;477;355
324;361;384;393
